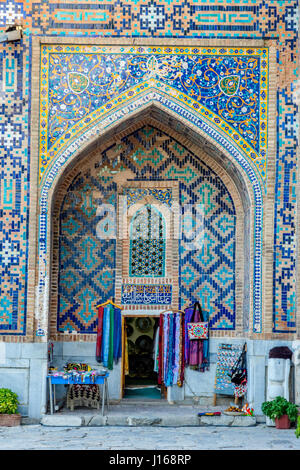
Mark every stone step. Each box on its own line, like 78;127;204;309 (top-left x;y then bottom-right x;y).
41;413;256;427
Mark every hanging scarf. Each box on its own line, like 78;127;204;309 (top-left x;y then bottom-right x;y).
176;312;185;387
96;302;122;370
96;306;104;363
173;313;180;385
158;314;164;384
179;313;185;385
184;304;209;371
108;303;114;370
153;325;160;373
158;312;185;388
163;313;169;383
102;305;111;367
184;306;193;364
200;309;210;372
113;307;122;362
124;320;129;376
165;313;174;387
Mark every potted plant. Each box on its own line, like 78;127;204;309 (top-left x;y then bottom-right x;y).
295;416;300;438
0;388;21;426
261;396;299;429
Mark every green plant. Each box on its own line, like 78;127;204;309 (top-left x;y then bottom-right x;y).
295;416;300;438
261;396;298;422
0;388;19;414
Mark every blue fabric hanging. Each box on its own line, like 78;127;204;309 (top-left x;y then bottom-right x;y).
101;305;111;367
164;313;174;387
113;307;122;362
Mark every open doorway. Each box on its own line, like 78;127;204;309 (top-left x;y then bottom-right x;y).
123;316;165;400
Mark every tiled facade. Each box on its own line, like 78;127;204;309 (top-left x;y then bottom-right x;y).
0;1;298;343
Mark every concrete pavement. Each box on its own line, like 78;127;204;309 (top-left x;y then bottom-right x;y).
0;423;299;450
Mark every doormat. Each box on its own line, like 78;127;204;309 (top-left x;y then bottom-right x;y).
124;387;161;399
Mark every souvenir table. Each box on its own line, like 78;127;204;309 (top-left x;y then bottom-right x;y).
47;370;109;416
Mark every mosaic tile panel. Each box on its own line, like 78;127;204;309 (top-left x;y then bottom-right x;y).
57;174;116;333
129;204;166;278
57;126;236;332
0;38;30;335
40;44;269;186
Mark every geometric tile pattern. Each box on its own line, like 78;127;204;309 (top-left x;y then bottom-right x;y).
57;175;116;333
270;2;299;333
129;204;166;278
0;38;30;335
273;81;298;333
0;0;293;42
179;169;236;330
57;125;236;332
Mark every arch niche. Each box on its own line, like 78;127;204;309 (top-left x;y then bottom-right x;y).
34;100;264;342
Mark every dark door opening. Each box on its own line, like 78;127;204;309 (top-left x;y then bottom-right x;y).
123;316;165;400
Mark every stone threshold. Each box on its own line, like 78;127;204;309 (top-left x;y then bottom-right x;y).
40;402;257;427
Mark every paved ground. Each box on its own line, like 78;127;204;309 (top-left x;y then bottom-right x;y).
0;424;299;450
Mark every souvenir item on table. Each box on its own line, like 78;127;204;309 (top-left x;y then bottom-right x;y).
49;368;107;382
184;303;209;371
65;363;90;371
198;412;221;416
135;317;152;333
67;384;100;411
187;302;208;340
158;310;185;387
